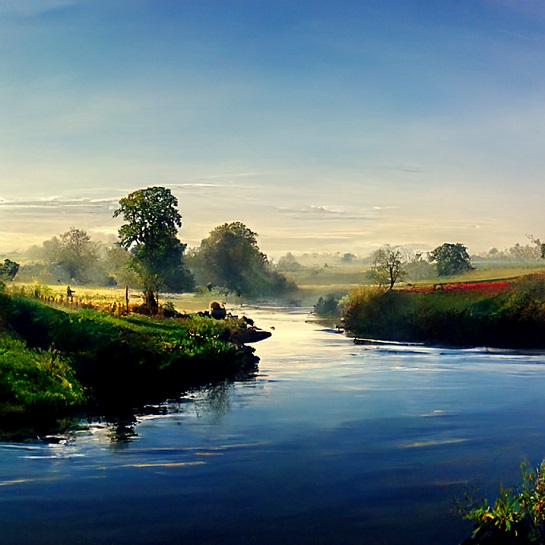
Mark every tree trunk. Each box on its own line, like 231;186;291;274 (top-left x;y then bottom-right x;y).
143;289;158;315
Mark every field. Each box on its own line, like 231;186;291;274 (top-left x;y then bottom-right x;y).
7;283;217;314
288;262;545;307
9;261;545;312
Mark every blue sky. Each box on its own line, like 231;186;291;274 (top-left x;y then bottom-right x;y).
1;0;545;256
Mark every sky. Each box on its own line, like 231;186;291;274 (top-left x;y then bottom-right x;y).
1;0;545;258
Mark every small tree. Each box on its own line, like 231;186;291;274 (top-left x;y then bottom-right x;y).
276;252;303;272
429;243;473;276
0;259;19;281
114;187;194;313
370;245;407;290
528;235;545;259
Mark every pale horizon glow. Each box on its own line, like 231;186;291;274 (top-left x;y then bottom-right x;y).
1;0;545;258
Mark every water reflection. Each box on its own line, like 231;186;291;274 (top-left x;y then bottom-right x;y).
104;418;139;447
100;378;250;444
4;309;545;545
193;380;234;422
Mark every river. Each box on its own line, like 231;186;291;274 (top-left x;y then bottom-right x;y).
2;307;545;544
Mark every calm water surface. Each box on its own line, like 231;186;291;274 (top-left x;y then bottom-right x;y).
2;307;545;545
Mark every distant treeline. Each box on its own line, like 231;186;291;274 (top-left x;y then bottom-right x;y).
8;222;297;300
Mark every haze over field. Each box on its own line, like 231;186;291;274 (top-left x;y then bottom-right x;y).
1;0;545;257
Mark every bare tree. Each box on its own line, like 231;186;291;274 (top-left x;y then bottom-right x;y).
527;235;545;259
370;245;407;290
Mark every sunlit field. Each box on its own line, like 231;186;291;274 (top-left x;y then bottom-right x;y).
8;261;545;314
7;283;213;314
290;263;545;306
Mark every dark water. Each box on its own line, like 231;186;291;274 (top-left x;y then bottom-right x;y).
2;307;545;545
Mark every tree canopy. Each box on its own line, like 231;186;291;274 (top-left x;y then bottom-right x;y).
190;221;295;297
429;243;473;276
0;259;19;281
114;187;194;311
40;227;100;283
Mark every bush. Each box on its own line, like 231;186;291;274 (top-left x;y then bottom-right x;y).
457;461;545;543
313;294;342;317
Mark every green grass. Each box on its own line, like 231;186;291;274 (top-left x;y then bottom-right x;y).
0;331;86;414
0;286;259;434
342;274;545;348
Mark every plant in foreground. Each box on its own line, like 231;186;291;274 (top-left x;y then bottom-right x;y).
457;461;545;543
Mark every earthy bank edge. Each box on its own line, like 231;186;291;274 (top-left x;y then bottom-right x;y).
0;289;263;437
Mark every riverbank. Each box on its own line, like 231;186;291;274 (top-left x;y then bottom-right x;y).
342;274;545;348
0;287;264;437
6;305;544;544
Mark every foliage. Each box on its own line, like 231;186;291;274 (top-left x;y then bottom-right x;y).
21;228;118;286
479;242;542;263
528;235;545;260
0;259;19;281
503;273;545;320
429;243;473;276
0;292;258;420
370;245;408;290
42;228;100;283
398;281;511;295
342;286;418;341
103;244;140;288
342;275;545;348
458;461;545;543
114;187;194;312
189;221;296;298
313;294;342;317
404;254;437;281
276;252;303;272
0;331;86;416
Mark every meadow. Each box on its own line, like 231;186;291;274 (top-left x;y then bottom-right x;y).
0;283;261;436
342;273;545;348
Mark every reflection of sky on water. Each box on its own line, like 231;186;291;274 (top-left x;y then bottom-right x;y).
1;308;545;544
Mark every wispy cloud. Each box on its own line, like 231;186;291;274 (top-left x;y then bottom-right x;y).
276;205;376;221
0;196;117;209
0;0;82;17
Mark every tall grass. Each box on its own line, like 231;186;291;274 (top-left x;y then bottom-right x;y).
342;274;545;348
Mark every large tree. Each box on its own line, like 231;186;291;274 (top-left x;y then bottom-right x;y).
429;243;473;276
370;245;407;290
114;187;194;312
190;221;294;297
42;227;100;283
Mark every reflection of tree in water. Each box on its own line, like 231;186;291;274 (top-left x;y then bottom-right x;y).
99;376;261;442
194;380;234;423
106;417;138;448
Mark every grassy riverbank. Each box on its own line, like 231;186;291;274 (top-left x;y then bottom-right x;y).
342;274;545;348
0;285;261;435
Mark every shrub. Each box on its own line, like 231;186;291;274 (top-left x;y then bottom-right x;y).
314;294;342;317
457;461;545;543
